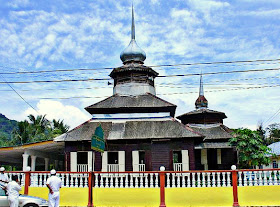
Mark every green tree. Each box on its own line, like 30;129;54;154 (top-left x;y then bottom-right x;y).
51;119;69;134
230;128;272;169
266;123;280;145
11;120;31;145
0;134;10;147
10;114;69;146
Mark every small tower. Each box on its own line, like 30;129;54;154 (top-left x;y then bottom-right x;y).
109;6;158;96
195;73;208;109
177;73;226;124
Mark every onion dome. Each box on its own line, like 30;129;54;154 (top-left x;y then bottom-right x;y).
195;73;208;109
120;5;146;64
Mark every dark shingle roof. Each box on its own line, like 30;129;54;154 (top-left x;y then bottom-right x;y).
54;118;203;142
177;108;227;119
187;123;232;140
85;93;176;116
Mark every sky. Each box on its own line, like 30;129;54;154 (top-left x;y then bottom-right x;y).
0;0;280;130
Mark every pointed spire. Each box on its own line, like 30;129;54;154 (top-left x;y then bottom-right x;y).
120;4;146;64
199;71;204;96
195;71;208;109
131;4;135;40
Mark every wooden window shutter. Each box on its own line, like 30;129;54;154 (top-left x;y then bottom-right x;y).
70;152;77;172
101;151;108;172
119;151;125;172
132;151;139;172
182;150;189;171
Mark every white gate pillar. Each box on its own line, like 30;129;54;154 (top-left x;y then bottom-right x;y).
22;154;29;171
31;155;37;171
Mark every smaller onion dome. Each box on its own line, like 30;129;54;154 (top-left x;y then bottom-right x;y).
120;5;146;64
195;96;208;109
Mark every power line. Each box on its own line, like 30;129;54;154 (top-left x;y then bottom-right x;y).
0;74;39;113
263;107;280;126
158;67;280;78
13;84;279;100
1;67;280;84
0;58;279;75
1;82;279;92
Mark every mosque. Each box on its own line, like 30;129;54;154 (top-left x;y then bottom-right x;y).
0;7;237;172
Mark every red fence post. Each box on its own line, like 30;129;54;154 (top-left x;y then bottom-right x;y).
159;166;166;207
87;172;93;207
231;165;240;207
24;171;30;195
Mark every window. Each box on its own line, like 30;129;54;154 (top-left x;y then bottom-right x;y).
173;151;182;163
139;151;145;164
77;152;88;164
108;152;118;164
273;160;278;168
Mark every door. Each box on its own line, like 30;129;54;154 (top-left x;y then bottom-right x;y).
207;149;217;170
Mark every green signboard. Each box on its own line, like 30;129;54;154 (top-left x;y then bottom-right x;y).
91;125;105;152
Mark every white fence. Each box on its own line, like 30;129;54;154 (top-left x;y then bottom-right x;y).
166;171;232;188
6;172;25;186
173;163;182;171
6;169;280;189
139;164;145;171
108;164;119;172
238;170;280;186
94;172;159;188
77;164;88;172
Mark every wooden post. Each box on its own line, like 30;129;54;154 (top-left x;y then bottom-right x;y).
159;166;166;207
87;172;93;207
24;171;30;195
232;167;240;207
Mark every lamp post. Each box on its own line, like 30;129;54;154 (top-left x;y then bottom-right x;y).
231;165;240;207
24;166;31;195
159;166;166;207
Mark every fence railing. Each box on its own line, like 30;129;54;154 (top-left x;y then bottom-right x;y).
7;168;280;207
173;163;182;171
166;171;232;188
6;169;280;189
238;169;280;186
7;172;89;188
77;164;88;172
108;164;119;172
139;164;145;171
94;172;159;188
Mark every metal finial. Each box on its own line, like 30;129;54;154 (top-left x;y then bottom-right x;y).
120;3;146;64
131;4;135;40
199;70;204;96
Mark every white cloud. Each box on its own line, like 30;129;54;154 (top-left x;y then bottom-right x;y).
7;0;30;8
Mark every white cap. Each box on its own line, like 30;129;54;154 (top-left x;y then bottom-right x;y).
231;165;237;170
0;167;5;171
50;169;56;175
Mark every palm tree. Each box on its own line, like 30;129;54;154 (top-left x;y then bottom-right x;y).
11;120;31;145
28;114;50;135
52;119;70;134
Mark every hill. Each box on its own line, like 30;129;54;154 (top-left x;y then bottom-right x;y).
0;113;18;139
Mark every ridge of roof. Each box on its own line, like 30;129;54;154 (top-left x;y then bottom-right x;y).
177;108;227;119
55;118;203;142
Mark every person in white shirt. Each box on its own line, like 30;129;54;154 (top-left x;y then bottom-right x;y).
0;167;9;189
46;169;62;207
6;175;21;207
